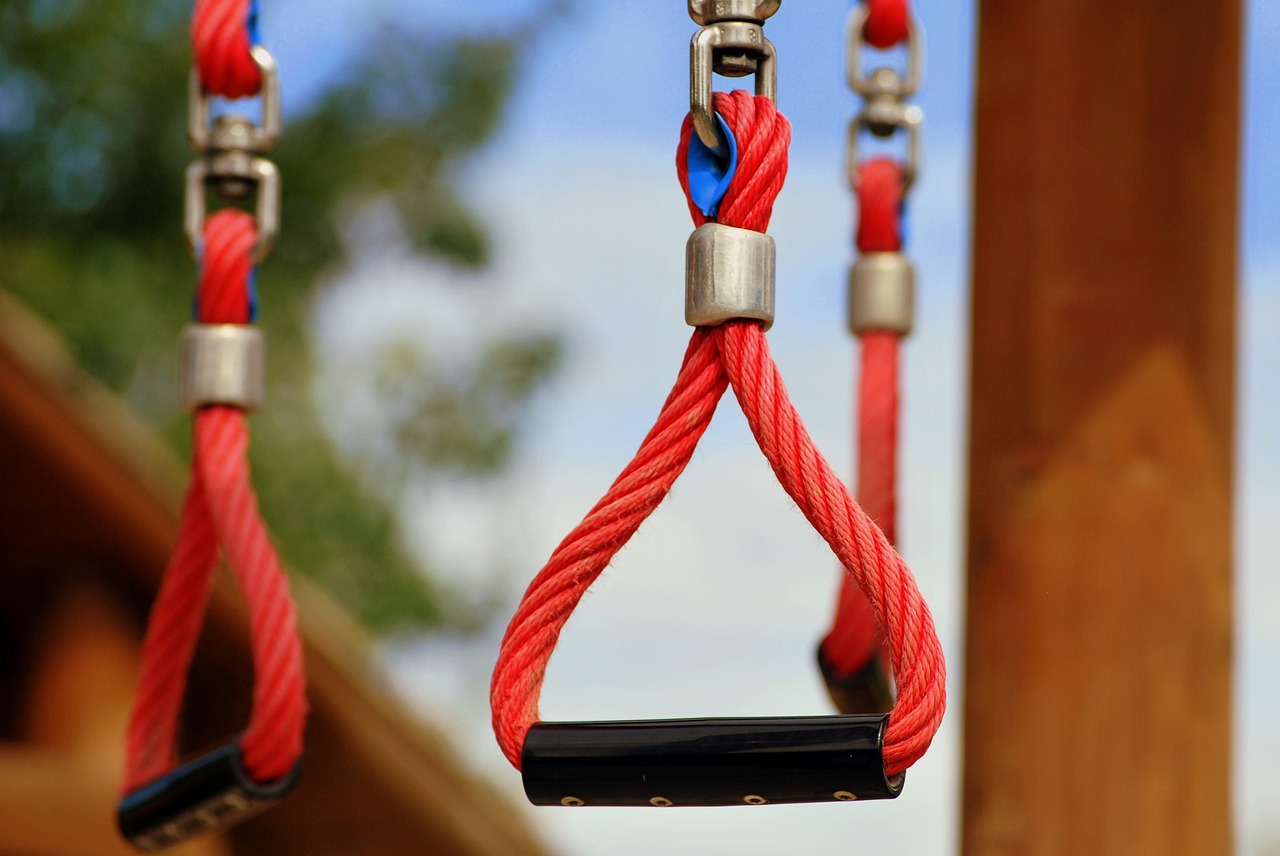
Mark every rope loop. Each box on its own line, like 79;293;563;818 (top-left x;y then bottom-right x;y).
855;157;906;254
122;210;306;793
863;0;912;50
490;93;944;779
818;160;908;684
192;0;263;98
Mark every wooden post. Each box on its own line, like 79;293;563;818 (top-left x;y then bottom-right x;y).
961;2;1240;854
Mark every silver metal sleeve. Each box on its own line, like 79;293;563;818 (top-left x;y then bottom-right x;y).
685;223;776;330
847;252;914;336
179;324;266;412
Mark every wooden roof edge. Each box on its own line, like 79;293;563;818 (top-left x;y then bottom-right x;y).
0;289;552;856
294;587;553;856
0;290;187;510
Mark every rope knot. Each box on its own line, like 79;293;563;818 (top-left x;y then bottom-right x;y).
678;90;792;234
491;93;944;780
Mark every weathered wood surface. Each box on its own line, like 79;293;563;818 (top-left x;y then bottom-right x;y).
962;1;1240;853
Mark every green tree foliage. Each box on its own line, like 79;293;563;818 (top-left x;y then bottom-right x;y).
0;0;561;632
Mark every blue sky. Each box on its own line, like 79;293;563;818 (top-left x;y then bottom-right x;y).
266;1;1276;853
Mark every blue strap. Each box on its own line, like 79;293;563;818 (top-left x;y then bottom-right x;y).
687;115;739;219
247;268;259;321
247;0;260;46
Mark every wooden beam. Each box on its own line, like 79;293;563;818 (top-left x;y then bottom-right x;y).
961;1;1240;854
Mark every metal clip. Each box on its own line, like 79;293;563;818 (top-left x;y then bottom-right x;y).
846;4;921;99
845;102;922;190
187;46;282;155
184;44;282;264
184;155;280;264
689;5;778;154
845;3;923;190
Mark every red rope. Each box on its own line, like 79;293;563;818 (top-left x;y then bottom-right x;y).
863;0;912;50
855;159;906;255
490;92;944;778
192;0;262;99
122;210;307;792
821;158;905;678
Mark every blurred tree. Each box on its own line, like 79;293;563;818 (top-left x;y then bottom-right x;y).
0;0;562;632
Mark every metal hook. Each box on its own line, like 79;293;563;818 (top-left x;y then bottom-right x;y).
690;22;777;155
184;155;281;265
188;46;282;155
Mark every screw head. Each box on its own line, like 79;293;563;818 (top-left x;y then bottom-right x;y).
561;796;585;807
650;797;674;807
743;795;768;805
834;791;858;802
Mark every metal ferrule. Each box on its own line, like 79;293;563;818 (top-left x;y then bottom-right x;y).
686;223;776;330
848;252;915;336
179;324;266;412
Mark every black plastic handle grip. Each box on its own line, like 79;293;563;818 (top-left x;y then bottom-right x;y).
522;714;902;807
817;644;896;715
117;743;300;851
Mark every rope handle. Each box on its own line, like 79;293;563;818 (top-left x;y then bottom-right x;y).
122;211;307;795
120;4;305;843
820;0;922;707
819;158;906;692
490;92;944;781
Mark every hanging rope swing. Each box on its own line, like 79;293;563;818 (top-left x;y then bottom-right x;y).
118;0;307;849
819;0;922;714
491;1;945;808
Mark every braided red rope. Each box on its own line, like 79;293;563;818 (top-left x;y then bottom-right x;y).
490;92;944;777
122;210;307;792
192;0;262;98
821;158;905;677
863;0;912;50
